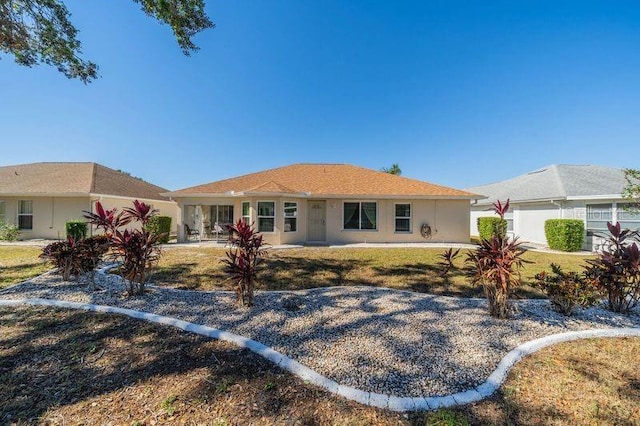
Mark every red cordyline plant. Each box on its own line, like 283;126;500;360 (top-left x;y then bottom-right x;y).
223;219;268;306
437;247;461;277
584;222;640;313
83;200;164;296
40;235;110;287
493;199;510;219
466;234;528;319
40;236;83;282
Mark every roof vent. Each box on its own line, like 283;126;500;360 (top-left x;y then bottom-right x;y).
528;168;547;175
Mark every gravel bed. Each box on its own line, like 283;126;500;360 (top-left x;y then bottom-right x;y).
2;271;639;398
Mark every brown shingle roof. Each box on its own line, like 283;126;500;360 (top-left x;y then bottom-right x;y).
0;162;169;201
167;164;478;198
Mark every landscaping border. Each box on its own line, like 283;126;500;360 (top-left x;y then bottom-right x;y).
1;297;638;412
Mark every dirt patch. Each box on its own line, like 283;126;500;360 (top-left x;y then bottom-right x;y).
0;306;411;425
1;305;637;425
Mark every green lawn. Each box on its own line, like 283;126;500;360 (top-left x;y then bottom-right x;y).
2;306;637;425
0;244;595;298
153;247;593;298
0;246;49;289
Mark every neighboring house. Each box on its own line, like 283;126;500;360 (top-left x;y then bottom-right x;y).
466;164;639;251
0;162;178;239
164;163;479;245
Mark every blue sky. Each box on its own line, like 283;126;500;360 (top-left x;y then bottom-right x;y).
2;1;639;190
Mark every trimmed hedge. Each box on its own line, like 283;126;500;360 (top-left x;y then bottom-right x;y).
145;216;172;244
544;219;585;252
65;220;87;240
0;222;19;241
477;217;507;240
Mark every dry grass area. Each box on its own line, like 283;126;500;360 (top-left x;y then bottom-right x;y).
152;247;592;298
1;306;638;425
0;246;49;289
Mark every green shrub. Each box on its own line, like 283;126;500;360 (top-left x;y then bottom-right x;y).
544;219;584;252
477;216;507;240
534;263;599;315
145;216;172;244
0;222;19;241
66;220;88;240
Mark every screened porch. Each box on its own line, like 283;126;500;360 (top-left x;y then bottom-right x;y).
183;204;235;241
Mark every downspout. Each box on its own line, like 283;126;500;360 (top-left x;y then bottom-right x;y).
550;200;563;218
434;200;440;241
50;197;55;230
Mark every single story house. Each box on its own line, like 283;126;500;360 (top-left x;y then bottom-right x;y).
164;163;479;245
0;162;178;240
466;164;639;250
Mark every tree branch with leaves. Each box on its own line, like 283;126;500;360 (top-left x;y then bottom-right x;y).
622;168;640;210
381;163;401;175
1;0;214;83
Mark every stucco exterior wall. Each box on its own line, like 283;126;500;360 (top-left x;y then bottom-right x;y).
514;203;561;244
0;196;90;240
472;199;638;251
94;196;178;235
470;208;494;236
175;197;471;245
0;195;178;240
471;202;560;244
324;199;470;244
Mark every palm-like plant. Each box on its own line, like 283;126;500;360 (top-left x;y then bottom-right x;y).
223;220;268;306
84;200;163;295
584;222;640;312
492;199;510;219
437;247;460;277
466;234;527;318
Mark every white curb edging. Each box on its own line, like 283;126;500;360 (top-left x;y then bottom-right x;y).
1;298;639;412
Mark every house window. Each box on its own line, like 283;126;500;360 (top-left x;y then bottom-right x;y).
217;205;234;224
0;201;5;223
18;200;33;230
343;202;377;230
242;202;251;225
284;202;297;232
504;211;514;232
586;204;612;236
257;201;275;233
617;203;640;231
395;203;411;232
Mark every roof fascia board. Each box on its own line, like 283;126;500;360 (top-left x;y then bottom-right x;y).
166;193;480;200
89;193;176;204
0;192;88;197
474;196;569;206
566;194;624;201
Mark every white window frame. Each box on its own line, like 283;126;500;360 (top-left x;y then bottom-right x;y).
241;201;251;225
504;211;514;233
617;203;640;231
17;200;33;231
0;200;5;223
283;201;298;233
394;203;412;233
257;201;276;233
586;204;612;236
342;201;378;231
